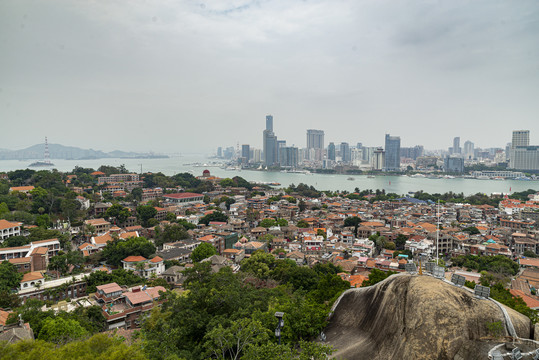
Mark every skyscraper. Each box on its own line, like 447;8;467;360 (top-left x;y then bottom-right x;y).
263;130;278;166
463;141;474;159
373;148;385;170
340;142;350;163
266;115;273;132
263;115;278;166
279;147;299;167
384;134;401;171
453;137;461;155
510;130;539;171
306;129;324;161
241;144;250;162
328;142;336;161
512;130;530;148
306;130;324;150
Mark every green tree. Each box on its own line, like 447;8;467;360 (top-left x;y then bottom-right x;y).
198;211;228;226
131;187;143;201
203;318;270;360
35;214;52;228
38;317;89;344
463;226;481;235
395;234;408;250
240;251;276;279
101;236;156;266
104;204;131;224
155;223;190;249
259;218;277;228
344;216;361;236
296;220;309;228
0;333;147;360
0;260;24;291
191;242;218;263
523;250;538;258
136;205;158;227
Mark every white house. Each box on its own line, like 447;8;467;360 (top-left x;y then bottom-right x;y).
122;256;165;279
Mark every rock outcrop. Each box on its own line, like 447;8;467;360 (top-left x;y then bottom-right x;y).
324;274;532;360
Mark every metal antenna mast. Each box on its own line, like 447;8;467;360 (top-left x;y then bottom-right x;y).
44;137;51;164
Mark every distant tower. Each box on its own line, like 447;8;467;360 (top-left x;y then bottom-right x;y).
453;137;461;155
512;130;530;148
384;134;401;171
340;142;350;163
306;129;324;161
266;115;273;132
328;142;336;161
44;137;51;164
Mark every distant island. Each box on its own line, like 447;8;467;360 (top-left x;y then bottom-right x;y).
0;142;169;160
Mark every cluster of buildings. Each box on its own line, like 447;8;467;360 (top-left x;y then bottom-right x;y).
2;167;539;338
222;117;539;173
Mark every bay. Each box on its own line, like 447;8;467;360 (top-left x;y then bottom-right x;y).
0;155;537;196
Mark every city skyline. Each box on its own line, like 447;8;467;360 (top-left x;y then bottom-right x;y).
1;1;538;153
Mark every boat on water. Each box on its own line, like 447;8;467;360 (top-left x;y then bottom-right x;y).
367;175;375;178
29;137;54;167
347;177;355;181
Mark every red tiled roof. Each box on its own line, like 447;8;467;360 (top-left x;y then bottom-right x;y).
150;256;163;263
8;257;31;264
164;192;204;199
96;282;123;293
123;256;147;262
0;219;22;230
22;271;43;282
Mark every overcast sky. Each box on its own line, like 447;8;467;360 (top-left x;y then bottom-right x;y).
1;0;538;154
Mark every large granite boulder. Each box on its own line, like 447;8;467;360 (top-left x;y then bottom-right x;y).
324;274;532;360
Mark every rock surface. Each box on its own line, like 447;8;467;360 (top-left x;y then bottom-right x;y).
324;274;532;360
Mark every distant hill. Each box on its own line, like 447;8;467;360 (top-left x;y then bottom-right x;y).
0;143;168;160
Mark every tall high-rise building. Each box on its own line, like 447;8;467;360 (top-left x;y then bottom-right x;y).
351;148;363;166
510;130;539;171
241;144;250;162
384;134;401;171
266;115;273;132
279;147;299;167
263;115;278;166
340;142;350;163
444;156;464;173
373;148;385;170
306;129;324;161
453;137;461;154
400;146;424;160
263;130;278;166
328;142;336;161
512;130;530;148
306;130;324;150
463;141;474;159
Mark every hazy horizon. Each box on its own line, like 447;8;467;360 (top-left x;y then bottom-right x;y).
1;0;538;153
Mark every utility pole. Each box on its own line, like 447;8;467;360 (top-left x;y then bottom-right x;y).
436;200;440;265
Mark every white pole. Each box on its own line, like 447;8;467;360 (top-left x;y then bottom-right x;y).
436;200;440;265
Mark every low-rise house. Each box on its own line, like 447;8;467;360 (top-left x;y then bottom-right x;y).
122;256;165;279
160;266;186;287
0;220;22;242
222;248;245;263
85;218;111;235
100;285;166;330
18;273;88;303
286;251;305;265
